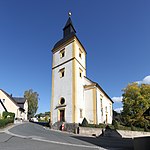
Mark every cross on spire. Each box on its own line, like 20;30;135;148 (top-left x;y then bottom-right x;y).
68;11;72;17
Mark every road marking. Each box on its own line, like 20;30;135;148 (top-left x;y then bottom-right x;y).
5;130;106;150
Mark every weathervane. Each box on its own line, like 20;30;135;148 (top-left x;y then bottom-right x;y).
68;11;72;17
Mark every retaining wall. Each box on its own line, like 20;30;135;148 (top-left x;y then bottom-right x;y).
79;127;150;138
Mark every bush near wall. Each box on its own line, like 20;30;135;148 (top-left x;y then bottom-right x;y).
0;112;15;128
0;118;14;128
79;118;149;132
2;112;15;119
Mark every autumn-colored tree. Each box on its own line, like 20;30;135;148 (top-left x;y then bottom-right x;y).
122;83;150;128
24;89;39;119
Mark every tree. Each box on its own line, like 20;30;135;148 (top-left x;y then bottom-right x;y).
122;83;150;127
81;118;88;127
24;89;39;119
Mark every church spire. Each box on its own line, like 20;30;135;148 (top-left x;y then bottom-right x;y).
63;12;76;38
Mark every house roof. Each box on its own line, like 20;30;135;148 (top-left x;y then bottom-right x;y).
13;97;26;110
0;89;26;111
84;77;114;103
13;97;26;104
0;89;18;106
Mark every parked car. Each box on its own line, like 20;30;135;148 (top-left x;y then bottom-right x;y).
30;117;38;122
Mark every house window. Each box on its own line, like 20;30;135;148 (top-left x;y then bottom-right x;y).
80;109;83;118
60;49;65;58
79;68;83;78
59;68;65;78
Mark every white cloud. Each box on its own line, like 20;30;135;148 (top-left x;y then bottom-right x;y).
112;96;122;102
137;75;150;84
114;107;123;113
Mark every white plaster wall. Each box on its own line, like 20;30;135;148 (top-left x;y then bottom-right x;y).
96;89;103;124
102;96;112;124
52;41;87;124
96;88;112;124
0;102;5;117
83;87;113;125
52;43;74;124
84;89;94;123
53;43;73;68
52;61;73;123
0;90;19;118
84;77;93;85
74;42;86;70
73;41;86;123
75;62;86;123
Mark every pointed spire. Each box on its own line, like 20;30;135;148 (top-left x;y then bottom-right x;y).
63;12;76;38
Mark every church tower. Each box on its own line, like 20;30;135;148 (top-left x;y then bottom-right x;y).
51;15;86;124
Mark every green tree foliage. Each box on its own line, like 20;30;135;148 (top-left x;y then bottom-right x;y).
24;89;39;119
122;83;150;128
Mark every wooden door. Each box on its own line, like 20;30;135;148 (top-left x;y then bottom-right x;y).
60;110;65;122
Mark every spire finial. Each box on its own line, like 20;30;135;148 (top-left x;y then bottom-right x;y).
68;11;72;17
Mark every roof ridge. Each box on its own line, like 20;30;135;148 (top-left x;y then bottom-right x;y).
0;89;20;107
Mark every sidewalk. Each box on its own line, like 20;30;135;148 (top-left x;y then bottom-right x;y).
0;123;14;133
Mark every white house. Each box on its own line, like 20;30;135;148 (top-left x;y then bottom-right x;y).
50;16;113;125
0;89;28;120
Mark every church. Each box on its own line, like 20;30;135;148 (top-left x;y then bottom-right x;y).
50;15;113;125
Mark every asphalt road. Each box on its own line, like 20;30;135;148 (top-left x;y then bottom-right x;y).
0;123;105;150
0;122;133;150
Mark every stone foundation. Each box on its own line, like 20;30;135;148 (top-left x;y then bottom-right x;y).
51;122;79;133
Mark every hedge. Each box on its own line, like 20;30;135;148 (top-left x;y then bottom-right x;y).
0;118;14;128
2;112;15;119
79;118;149;132
0;112;15;128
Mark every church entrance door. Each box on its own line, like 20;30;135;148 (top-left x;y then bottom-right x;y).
60;109;65;122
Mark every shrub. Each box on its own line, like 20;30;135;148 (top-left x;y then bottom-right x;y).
131;124;136;131
112;119;119;129
98;123;106;128
2;112;15;119
0;118;14;128
81;118;88;127
144;124;150;132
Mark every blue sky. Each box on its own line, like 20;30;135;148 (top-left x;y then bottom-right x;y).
0;0;150;113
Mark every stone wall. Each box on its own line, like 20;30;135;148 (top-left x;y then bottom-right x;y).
79;127;150;138
117;130;150;138
52;122;79;133
79;127;103;136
